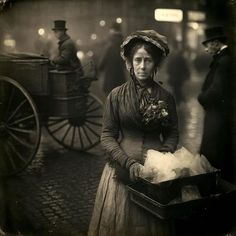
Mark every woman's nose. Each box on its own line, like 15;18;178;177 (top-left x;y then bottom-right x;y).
140;60;145;69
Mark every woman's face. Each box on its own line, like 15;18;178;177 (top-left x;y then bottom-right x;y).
132;46;155;81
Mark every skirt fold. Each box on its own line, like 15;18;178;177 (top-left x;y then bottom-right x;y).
88;163;175;236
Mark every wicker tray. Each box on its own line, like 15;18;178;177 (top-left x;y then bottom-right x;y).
127;177;236;220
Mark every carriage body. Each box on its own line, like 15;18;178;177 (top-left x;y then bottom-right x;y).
0;53;49;96
0;53;103;176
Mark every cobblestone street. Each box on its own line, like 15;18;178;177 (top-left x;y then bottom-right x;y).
5;129;105;236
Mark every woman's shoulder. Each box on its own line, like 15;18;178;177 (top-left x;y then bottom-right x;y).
108;81;131;98
155;82;174;99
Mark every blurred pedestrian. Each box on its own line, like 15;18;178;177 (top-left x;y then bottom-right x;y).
166;40;190;105
88;30;178;236
98;21;126;96
198;26;233;181
51;20;83;75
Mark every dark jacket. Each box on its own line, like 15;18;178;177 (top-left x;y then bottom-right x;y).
52;34;83;74
98;33;126;95
101;80;179;173
198;47;233;179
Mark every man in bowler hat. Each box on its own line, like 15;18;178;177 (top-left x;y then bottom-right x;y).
51;20;83;75
198;26;233;181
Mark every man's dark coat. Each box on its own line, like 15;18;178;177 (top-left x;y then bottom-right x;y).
198;47;233;180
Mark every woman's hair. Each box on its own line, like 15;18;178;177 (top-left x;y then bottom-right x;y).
126;39;165;67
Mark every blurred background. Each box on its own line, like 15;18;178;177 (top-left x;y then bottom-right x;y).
0;0;235;102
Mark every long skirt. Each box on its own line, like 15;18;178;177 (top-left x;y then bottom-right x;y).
88;163;175;236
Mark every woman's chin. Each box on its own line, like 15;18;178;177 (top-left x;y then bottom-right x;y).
137;76;149;81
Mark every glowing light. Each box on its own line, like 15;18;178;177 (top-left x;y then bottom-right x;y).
188;22;199;30
77;51;85;60
76;39;83;46
99;20;106;27
116;17;122;24
154;9;183;22
176;33;182;42
87;51;94;57
4;39;16;48
198;28;204;35
38;28;45;36
188;11;205;22
91;34;97;40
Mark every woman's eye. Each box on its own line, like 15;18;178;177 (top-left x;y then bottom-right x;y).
145;58;153;63
134;58;142;63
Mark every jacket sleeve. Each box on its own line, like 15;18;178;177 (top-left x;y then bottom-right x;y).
101;91;137;169
198;57;229;108
161;94;179;152
52;41;75;65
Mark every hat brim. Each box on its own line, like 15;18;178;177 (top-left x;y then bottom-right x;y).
202;36;227;45
120;32;169;61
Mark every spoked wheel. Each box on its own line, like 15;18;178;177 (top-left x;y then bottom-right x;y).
0;76;41;176
46;94;103;151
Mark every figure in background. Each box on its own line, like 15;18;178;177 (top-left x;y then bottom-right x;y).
98;21;126;96
51;20;83;75
88;30;178;236
166;40;190;105
198;26;233;181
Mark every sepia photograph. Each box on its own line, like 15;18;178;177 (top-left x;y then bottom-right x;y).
0;0;236;235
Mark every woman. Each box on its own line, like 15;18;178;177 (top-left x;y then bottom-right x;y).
88;30;179;236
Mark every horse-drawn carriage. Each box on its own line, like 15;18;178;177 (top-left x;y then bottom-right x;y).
0;53;103;176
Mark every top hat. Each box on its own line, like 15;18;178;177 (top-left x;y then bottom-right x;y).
52;20;68;31
202;26;227;45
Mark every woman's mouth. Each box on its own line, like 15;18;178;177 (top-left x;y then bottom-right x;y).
138;73;147;76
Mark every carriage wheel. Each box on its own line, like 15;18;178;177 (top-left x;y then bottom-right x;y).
0;76;41;176
46;94;103;152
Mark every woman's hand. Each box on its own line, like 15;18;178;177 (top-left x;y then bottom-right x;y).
129;163;143;182
158;146;171;153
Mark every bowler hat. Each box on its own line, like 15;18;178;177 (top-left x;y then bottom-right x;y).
202;26;227;45
52;20;68;31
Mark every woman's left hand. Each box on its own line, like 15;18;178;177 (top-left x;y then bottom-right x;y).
158;146;171;153
129;163;143;182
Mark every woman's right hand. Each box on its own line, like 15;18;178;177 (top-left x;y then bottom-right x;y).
129;163;143;182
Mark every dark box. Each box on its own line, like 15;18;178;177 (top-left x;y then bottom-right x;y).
139;171;220;205
127;172;236;220
49;70;89;97
49;95;88;118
